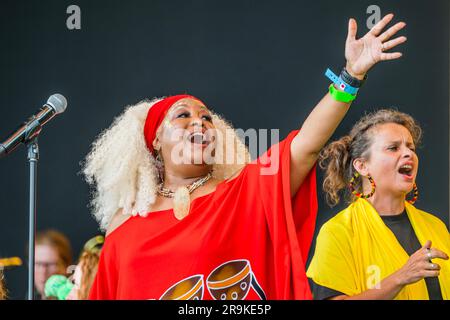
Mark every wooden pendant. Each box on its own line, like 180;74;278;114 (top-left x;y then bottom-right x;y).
173;186;190;220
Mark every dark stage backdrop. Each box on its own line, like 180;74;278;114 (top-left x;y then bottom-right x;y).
0;0;448;299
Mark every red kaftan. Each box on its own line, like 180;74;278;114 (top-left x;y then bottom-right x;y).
89;130;317;300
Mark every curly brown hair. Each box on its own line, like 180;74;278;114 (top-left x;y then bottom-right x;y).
320;109;422;207
77;250;101;300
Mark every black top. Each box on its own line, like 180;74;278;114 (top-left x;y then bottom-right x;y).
310;210;443;300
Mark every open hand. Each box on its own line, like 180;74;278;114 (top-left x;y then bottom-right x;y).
345;14;407;79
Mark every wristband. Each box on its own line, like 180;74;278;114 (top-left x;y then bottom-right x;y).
325;68;359;95
328;84;356;103
341;67;367;88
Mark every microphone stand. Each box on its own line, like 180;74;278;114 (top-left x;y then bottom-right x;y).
0;95;67;300
26;138;39;300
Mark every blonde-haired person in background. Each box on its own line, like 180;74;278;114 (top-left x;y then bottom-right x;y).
0;256;22;300
85;15;407;300
34;230;73;300
66;236;104;300
0;271;6;300
307;109;450;300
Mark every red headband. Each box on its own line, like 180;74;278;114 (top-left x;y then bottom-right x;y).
143;94;203;156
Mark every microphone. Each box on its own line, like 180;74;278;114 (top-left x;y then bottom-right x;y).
0;94;67;158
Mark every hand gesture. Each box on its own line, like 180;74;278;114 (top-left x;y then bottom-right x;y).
396;240;449;286
345;14;407;79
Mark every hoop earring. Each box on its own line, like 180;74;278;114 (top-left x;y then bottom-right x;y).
349;172;376;199
406;183;419;205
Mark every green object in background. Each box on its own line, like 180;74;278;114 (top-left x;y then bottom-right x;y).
44;274;74;300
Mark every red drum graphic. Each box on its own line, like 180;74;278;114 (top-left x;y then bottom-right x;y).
159;274;204;300
206;259;266;300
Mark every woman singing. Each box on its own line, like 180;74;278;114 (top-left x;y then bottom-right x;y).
307;110;450;300
85;14;407;299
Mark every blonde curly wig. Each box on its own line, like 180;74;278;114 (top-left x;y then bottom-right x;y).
82;97;251;231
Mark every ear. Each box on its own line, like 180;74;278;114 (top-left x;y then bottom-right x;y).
353;158;370;176
152;136;161;152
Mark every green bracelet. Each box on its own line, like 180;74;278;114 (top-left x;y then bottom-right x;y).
328;84;357;103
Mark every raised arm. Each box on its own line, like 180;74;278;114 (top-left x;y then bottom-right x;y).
290;14;406;196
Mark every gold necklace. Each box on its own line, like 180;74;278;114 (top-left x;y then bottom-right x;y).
157;172;212;220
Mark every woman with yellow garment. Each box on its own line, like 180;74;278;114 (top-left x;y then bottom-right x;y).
307;109;450;300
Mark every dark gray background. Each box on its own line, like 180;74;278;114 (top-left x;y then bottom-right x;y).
0;0;448;299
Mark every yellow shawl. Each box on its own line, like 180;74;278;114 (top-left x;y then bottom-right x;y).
307;198;450;300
